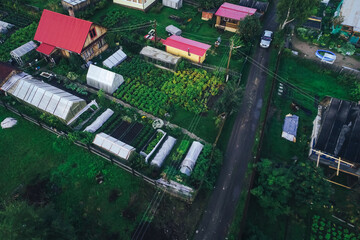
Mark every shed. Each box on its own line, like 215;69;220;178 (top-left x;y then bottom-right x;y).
162;35;211;63
10;41;37;66
165;25;182;36
93;132;135;160
180;141;204;176
84;108;114;133
202;10;216;21
86;64;124;94
0;20;14;34
61;0;90;11
0;62;19;88
162;0;183;9
103;49;127;68
4;73;86;123
151;136;177;168
303;16;322;30
140;46;181;70
281;114;299;142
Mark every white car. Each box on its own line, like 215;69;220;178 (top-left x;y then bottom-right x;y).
260;30;273;48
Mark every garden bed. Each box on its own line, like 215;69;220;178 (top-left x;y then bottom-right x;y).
111;121;131;139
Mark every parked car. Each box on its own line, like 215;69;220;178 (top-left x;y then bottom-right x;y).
260;30;273;48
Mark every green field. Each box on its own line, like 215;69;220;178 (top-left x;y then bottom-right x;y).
0;106;154;239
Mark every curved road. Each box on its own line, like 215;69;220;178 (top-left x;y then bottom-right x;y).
194;2;278;240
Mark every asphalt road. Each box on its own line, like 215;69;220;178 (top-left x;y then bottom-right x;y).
194;2;279;240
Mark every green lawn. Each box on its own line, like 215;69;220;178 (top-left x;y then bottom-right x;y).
0;106;154;238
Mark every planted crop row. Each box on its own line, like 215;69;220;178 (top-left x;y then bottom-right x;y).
311;215;359;240
96;112;120;134
131;125;154;149
114;79;168;116
144;132;164;154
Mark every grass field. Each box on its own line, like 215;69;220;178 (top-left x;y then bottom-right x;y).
0;106;155;238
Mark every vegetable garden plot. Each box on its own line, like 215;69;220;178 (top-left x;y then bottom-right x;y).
131;125;155;150
121;122;143;144
110;121;131;139
311;215;360;240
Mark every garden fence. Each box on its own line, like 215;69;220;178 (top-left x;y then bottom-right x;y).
0;100;196;202
190;62;242;79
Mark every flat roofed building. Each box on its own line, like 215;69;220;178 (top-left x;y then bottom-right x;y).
140;46;181;70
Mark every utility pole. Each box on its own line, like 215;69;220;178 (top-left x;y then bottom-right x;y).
154;20;157;43
226;39;234;82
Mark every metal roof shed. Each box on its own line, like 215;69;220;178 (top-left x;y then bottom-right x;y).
10;41;37;66
165;25;182;36
103;49;127;69
140;46;181;70
93;132;135;160
5;73;86;122
180;141;204;176
163;0;183;9
281;114;299;142
86;64;124;94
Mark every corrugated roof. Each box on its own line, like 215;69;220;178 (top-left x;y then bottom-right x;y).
163;35;211;57
93;132;135;160
140;46;181;65
36;43;56;56
215;2;256;21
103;49;127;69
34;9;93;54
281;114;299;142
340;0;360;32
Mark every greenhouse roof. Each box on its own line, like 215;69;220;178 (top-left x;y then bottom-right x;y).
315;98;360;163
0;20;14;33
340;0;360;31
103;49;127;69
0;62;18;83
5;73;86;122
140;46;181;65
10;41;37;58
151;136;176;168
93;133;135;160
62;0;87;5
180;141;204;176
87;64;124;86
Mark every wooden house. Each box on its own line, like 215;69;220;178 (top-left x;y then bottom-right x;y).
201;9;216;21
0;62;19;89
34;9;108;62
215;2;256;32
113;0;157;12
162;35;211;63
332;0;360;46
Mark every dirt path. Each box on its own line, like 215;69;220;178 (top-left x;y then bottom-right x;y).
292;36;360;69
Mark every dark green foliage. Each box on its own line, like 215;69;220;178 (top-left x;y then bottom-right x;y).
0;22;37;62
131;125;155;149
214;80;243;116
237;16;261;43
251;159;332;220
177;140;190;154
129;153;147;171
102;9;129;28
145;132;164;154
67;131;95;145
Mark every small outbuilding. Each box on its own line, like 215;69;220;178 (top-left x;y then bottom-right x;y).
0;62;20;89
0;20;14;34
140;46;181;70
61;0;91;12
281;114;299;142
162;0;183;10
84;108;114;133
201;9;216;21
165;25;182;36
86;64;124;94
303;16;322;31
151;136;177;168
162;35;211;63
180;141;204;176
215;2;256;32
103;49;127;69
93;132;135;160
10;41;37;66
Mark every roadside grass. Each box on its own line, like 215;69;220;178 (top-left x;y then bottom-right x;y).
0;106;154;238
244;54;357;239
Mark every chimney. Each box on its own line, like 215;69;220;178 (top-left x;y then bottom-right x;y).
68;7;75;17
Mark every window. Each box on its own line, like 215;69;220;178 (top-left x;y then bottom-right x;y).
89;28;97;39
98;38;104;49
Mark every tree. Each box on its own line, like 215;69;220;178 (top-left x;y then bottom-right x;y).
277;0;320;30
214;81;243;116
251;159;332;220
238;16;261;42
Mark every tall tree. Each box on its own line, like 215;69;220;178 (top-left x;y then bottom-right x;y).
214;81;243;117
238;16;261;42
251;159;332;220
277;0;320;30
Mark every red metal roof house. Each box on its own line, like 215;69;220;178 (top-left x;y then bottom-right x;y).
162;35;211;63
215;2;256;32
34;9;108;62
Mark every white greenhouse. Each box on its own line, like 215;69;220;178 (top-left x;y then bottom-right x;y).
0;20;14;34
93;132;135;160
151;136;176;168
180;141;204;176
84;108;114;133
86;64;124;94
140;46;181;70
4;73;86;123
163;0;183;9
103;49;127;69
10;41;37;66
